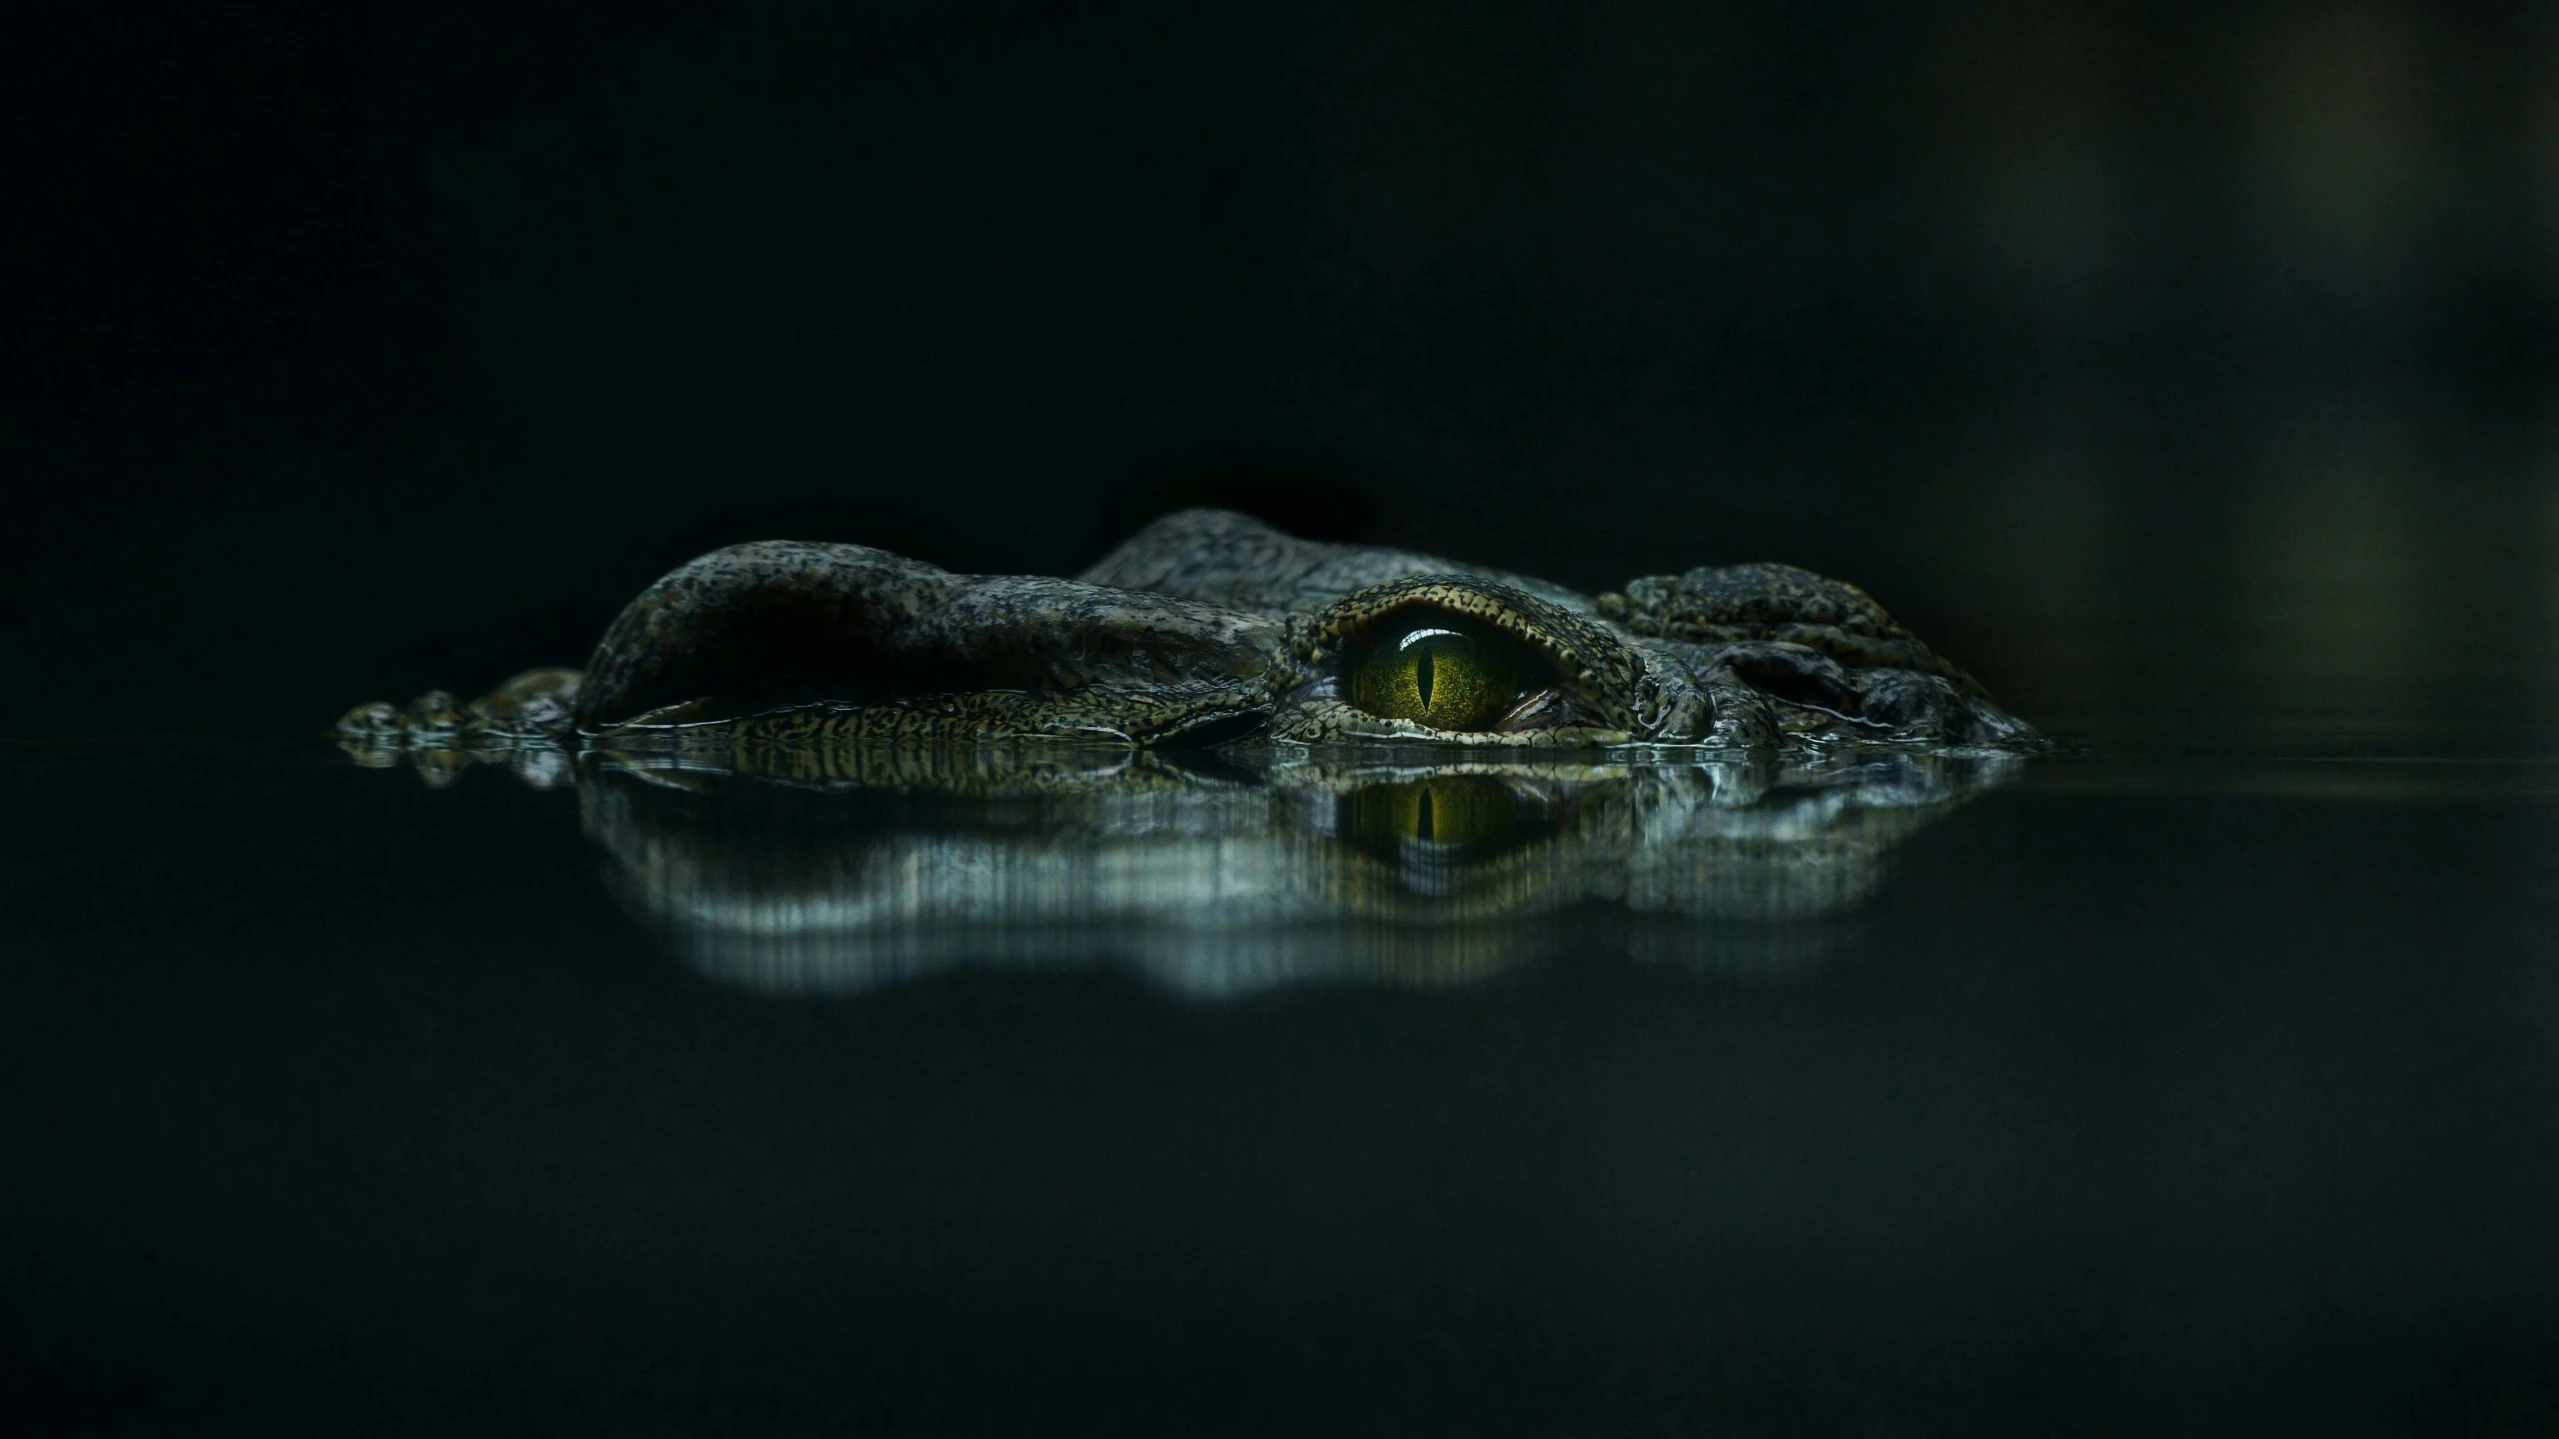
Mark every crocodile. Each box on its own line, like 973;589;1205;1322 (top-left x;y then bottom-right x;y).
338;508;2035;761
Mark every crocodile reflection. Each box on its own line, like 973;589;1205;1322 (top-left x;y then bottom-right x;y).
578;740;2014;998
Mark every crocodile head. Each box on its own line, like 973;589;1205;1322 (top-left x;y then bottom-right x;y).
340;508;2035;761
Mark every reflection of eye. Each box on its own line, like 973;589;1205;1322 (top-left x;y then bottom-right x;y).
1342;777;1558;880
1348;616;1527;731
1349;778;1524;852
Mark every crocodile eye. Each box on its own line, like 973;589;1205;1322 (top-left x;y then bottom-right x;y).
1348;616;1525;731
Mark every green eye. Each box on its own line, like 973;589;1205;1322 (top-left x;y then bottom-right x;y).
1348;617;1523;731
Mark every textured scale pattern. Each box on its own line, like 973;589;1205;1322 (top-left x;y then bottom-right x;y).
339;508;2035;764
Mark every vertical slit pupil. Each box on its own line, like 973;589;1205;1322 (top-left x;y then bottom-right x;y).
1417;646;1435;707
1417;787;1436;842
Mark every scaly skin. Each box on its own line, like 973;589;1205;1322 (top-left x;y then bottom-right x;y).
338;508;2036;767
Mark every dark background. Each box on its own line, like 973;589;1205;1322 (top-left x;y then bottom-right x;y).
13;0;2559;746
10;8;2559;1434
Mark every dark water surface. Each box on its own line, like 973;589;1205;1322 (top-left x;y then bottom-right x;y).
6;734;2557;1435
22;2;2559;1431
